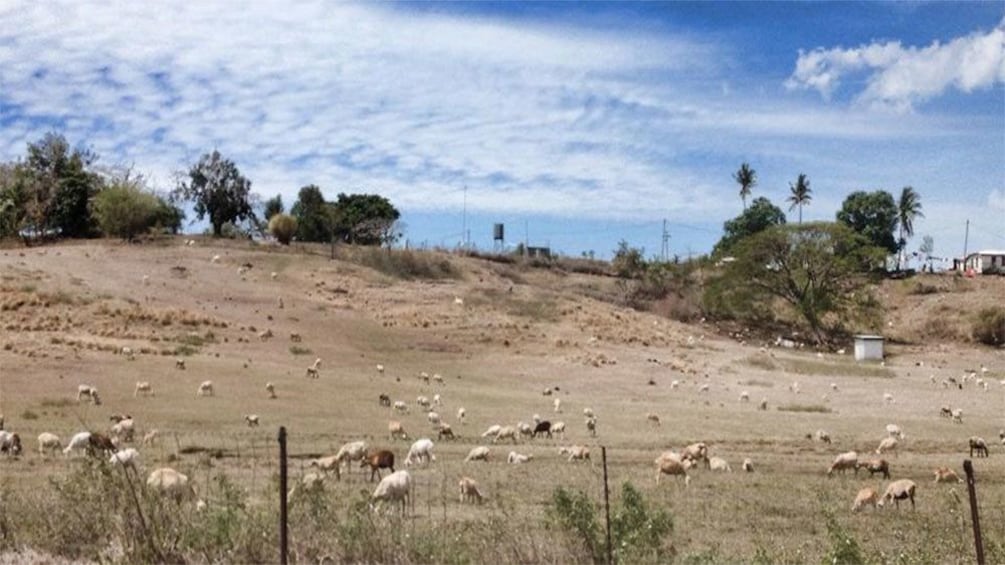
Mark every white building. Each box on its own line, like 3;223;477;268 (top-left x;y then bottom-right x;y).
854;335;884;362
961;250;1005;274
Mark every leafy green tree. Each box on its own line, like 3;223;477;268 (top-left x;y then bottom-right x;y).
268;213;298;245
152;196;185;234
896;186;923;270
712;196;786;257
20;133;103;239
290;185;330;243
263;194;284;221
93;180;161;241
0;163;28;239
706;222;885;344
173;151;256;237
836;190;898;255
330;193;401;246
786;173;812;224
733;162;757;210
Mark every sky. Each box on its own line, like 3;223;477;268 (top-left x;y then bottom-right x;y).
1;1;1002;262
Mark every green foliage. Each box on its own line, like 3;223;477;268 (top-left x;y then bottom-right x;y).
93;180;162;240
836;190;899;255
290;184;330;243
787;173;812;224
268;213;298;245
733;162;757;210
547;487;604;563
972;307;1005;346
612;240;645;278
713;197;786;257
822;512;865;565
289;345;313;355
263;194;284;220
352;247;460;280
173;150;256;237
153;196;185;234
706;222;885;344
896;186;924;270
331;192;401;246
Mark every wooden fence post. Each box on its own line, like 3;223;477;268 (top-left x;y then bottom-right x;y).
279;426;288;565
963;459;984;565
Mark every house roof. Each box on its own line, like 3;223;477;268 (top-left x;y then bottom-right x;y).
966;250;1005;257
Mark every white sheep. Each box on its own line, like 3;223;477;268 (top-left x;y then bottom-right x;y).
142;429;159;446
265;382;277;399
416;395;431;409
655;454;690;486
63;432;92;457
827;451;858;476
951;408;963;424
432;373;445;385
134;381;152;397
878;479;916;509
852;487;879;512
583;407;594;419
560;445;591;462
507;451;533;464
883;392;894;404
699;383;710;393
244;414;260;427
457;407;466;423
109;447;140;468
147;467;197;502
197;380;214;396
739;391;749;402
670;380;680;389
493;425;518;444
585;416;597;437
885;424;904;439
742;458;754;472
481;424;502;438
335;440;369;468
553;398;562;413
37;432;61;456
270;271;278;280
371;470;412;514
426;412;441;427
76;385;101;404
876;437;898;456
175;358;186;370
111;419;135;443
551;421;567;437
376;364;385;374
830;383;839;391
122;346;136;360
459;476;484;504
708;456;732;472
404;438;436;466
388;420;409;441
210;254;221;263
517;422;534;438
393;400;409;413
464;446;491;462
433;393;442;406
310;455;343;481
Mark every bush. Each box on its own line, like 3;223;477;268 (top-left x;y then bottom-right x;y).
268;213;298;245
973;307;1005;346
93;182;161;241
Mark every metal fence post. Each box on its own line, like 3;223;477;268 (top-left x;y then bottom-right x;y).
963;460;984;565
279;426;288;565
602;446;613;565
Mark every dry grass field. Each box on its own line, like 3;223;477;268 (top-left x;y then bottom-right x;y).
0;238;1003;564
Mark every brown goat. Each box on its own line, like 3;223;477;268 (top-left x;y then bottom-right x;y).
360;450;395;482
88;432;116;455
857;459;890;479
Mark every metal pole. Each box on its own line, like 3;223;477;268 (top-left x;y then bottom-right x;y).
278;426;288;565
601;446;613;565
963;460;985;565
962;219;969;271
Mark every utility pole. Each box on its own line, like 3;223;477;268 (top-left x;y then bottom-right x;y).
661;219;670;262
962;219;970;272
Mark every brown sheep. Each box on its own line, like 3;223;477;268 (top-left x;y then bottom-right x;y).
969;437;989;458
459;477;484;504
852;487;879;512
933;466;963;483
360;450;395;482
857;459;890;479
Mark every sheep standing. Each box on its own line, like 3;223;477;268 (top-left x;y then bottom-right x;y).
814;430;832;444
265;382;277;399
459;477;484;504
109;447;140;468
436;423;456;441
76;385;101;405
742;458;754;472
551;421;566;438
878;479;917;510
197;381;214;397
306;358;321;379
110;418;136;443
175;358;186;370
885;424;904;439
969;437;989;458
708;456;732;472
404;438;435;466
37;432;61;456
827;451;859;476
335;441;369;471
0;431;23;456
560;445;590;462
951;409;963;424
585;417;597;437
465;446;491;462
147;467;197;502
134;382;152;397
876;437;899;456
371;470;412;514
852;487;879;512
244;414;260;427
553;398;562;413
655;454;690;486
63;432;92;457
393;401;409;413
857;459;891;479
310;455;343;482
457;407;466;423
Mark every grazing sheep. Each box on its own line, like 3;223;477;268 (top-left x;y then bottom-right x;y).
815;430;832;444
376;364;385;374
532;420;553;438
739;391;749;402
109;413;132;424
465;446;491;462
244;414;260;427
109;447;140;468
393;401;409;413
481;424;502;439
886;424;904;439
543;388;553;396
388;420;409;441
142;429;158;446
852;487;879;512
699;383;710;393
828;451;859;476
742;458;754;472
432;373;444;385
933;467;963;483
271;271;278;280
646;413;661;426
305;358;322;379
0;415;3;430
379;394;391;407
134;381;152;397
583;407;595;419
999;429;1004;446
289;333;302;343
197;381;214;397
335;441;369;470
426;412;442;427
560;445;591;462
433;393;442;406
876;437;899;456
493;426;519;444
969;437;989;458
371;470;412;514
551;421;567;437
265;382;277;399
37;432;61;456
310;455;343;481
210;254;221;263
681;442;709;467
655;455;691;486
758;398;768;411
507;451;533;464
457;407;466;423
670;380;680;389
416;396;431;410
175;358;186;370
404;438;435;466
360;450;395;482
857;459;891;479
830;383;839;391
517;422;534;439
459;477;484;504
585;417;597;437
147;467;197;502
76;385;101;404
951;408;963;424
708;456;732;472
0;431;23;456
88;433;116;455
883;392;894;404
110;419;135;443
63;432;92;457
553;398;562;413
878;479;917;510
436;423;456;441
287;471;325;502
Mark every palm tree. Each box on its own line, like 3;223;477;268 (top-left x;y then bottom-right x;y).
896;186;924;270
733;162;757;210
786;173;812;224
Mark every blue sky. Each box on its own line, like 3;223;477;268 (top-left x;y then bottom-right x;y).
1;1;1002;261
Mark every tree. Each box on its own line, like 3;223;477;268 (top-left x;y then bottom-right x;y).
896;186;923;270
786;173;812;224
93;180;161;241
0;163;27;239
712;196;786;257
19;132;103;239
919;235;935;272
290;185;330;243
173;151;255;236
152;196;185;234
836;190;898;256
330;193;401;246
268;213;298;245
612;240;645;278
732;162;757;210
263;194;284;221
707;222;885;344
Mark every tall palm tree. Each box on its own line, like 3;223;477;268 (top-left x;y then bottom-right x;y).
733;162;757;210
786;173;812;224
897;186;924;270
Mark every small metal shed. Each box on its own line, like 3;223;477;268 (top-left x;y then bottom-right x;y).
854;335;884;361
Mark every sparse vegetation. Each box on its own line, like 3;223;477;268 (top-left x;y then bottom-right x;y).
776;404;832;413
289;345;312;355
351;247;460;280
972;306;1005;346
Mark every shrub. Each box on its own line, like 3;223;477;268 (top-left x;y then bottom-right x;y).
93;182;162;241
268;213;298;245
289;345;312;355
973;307;1005;346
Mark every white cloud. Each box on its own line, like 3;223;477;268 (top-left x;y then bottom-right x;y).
786;19;1005;111
989;188;1005;211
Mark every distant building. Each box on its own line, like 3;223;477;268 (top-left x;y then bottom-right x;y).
958;250;1005;274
